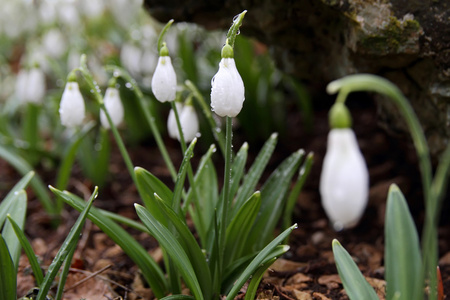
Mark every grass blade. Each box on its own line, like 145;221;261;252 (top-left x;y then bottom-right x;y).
228;142;248;203
7;215;44;286
244;257;277;300
385;184;421;300
53;187;167;297
2;190;27;270
136;204;204;300
36;187;98;300
332;239;378;300
0;234;16;300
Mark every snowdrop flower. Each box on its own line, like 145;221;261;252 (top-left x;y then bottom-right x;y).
167;102;199;142
59;76;85;128
15;68;46;104
210;42;245;117
319;103;369;231
151;43;177;102
100;87;124;129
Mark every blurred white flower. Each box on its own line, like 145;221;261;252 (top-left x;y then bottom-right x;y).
80;0;105;18
57;1;80;27
210;57;245;117
59;81;86;127
167;103;199;142
15;68;46;104
319;128;369;231
42;29;67;58
151;56;177;102
100;87;124;129
120;43;142;77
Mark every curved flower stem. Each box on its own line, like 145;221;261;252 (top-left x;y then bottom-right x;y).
185;80;226;156
106;65;178;182
226;10;247;48
327;73;438;300
157;19;174;53
76;56;136;183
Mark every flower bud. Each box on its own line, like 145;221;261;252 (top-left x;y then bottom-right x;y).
100;87;124;129
59;81;85;127
151;44;176;102
319;128;369;231
167;102;199;142
15;68;46;104
167;102;183;139
210;55;245;117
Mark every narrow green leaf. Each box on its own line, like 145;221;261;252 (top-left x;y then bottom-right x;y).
1;171;33;227
232;133;278;216
55;242;77;300
2;191;27;270
0;145;54;215
228;142;248;204
136;204;204;300
247;150;304;251
225;224;295;300
224;191;261;266
36;187;98;300
332;239;378;300
172;138;196;213
135;167;173;210
244;257;277;300
154;195;212;299
52;187;167;298
0;234;16;300
7;215;44;286
385;184;421;300
161;295;195;300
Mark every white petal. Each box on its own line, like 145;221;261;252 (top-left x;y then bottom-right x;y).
167;102;183;139
151;56;177;102
210;58;245;117
59;82;86;127
26;68;46;104
15;69;28;103
319;128;369;230
100;87;124;128
179;105;199;142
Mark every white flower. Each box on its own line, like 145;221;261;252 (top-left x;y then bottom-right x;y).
319;128;369;231
210;57;245;117
15;68;46;104
167;103;199;142
59;82;86;127
100;87;124;129
151;56;177;102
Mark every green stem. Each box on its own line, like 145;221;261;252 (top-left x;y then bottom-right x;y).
157;19;174;52
219;116;233;279
226;10;247;48
106;65;178;182
327;74;435;300
185;80;226;157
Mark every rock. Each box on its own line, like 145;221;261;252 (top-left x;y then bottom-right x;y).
144;0;450;158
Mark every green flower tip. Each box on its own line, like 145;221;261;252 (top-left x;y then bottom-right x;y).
329;102;352;129
221;42;234;58
67;71;77;82
108;77;117;88
160;42;169;56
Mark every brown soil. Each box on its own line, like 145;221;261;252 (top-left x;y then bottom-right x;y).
3;96;450;299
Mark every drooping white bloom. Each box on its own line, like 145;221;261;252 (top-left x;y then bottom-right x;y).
210;57;245;117
319;128;369;231
167;103;199;142
59;82;86;128
151;56;177;102
15;68;46;104
100;87;124;129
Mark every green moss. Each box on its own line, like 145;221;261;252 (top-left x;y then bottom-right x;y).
358;16;421;54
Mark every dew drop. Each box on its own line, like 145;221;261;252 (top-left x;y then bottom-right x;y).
215;127;221;133
195;132;202;138
233;14;239;22
113;71;120;78
236;29;240;35
125;82;132;89
89;89;94;93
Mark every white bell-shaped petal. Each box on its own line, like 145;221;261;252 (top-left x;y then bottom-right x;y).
167;103;199;142
151;56;177;102
210;58;245;117
319;128;369;231
25;68;46;104
100;87;124;129
167;102;183;139
59;82;86;127
15;69;28;103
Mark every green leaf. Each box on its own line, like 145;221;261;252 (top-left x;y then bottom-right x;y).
36;187;98;300
135;167;173;204
232;133;278;217
0;234;16;300
0;145;54;215
385;184;421;300
244;257;277;300
1;171;33;228
154;195;212;299
228;142;248;204
224;191;261;266
2;190;27;270
161;295;195;300
225;224;295;300
7;215;44;286
246;149;304;251
332;239;378;300
52;187;167;298
136;204;204;300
